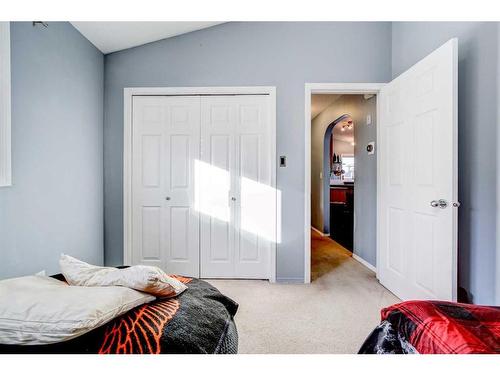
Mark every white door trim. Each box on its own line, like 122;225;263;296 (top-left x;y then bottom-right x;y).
124;86;277;282
304;83;386;283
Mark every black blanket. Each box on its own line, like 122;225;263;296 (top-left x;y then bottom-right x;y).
0;276;238;354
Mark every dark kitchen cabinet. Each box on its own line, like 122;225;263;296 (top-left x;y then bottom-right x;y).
329;186;354;251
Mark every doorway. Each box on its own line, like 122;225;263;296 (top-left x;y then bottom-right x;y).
304;83;384;284
324;113;355;251
308;90;379;281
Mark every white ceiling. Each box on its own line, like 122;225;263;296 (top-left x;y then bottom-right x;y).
71;22;224;54
311;94;340;119
311;94;354;143
333;117;354;144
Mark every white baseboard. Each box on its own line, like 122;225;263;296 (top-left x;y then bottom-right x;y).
276;277;305;284
352;253;376;273
311;226;330;237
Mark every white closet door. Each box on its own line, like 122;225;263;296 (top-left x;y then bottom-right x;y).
199;97;237;277
234;95;273;279
200;95;274;279
132;96;200;276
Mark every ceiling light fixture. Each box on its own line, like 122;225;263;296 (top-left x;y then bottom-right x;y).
340;120;354;131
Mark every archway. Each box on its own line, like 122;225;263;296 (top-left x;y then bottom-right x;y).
322;113;351;234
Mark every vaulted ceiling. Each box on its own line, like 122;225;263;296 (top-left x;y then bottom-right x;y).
311;95;354;144
71;22;224;54
311;94;340;119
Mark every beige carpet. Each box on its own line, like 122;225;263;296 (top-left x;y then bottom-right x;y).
208;231;399;354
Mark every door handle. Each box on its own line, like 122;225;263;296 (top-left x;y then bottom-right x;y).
231;197;237;201
165;196;171;201
430;199;448;209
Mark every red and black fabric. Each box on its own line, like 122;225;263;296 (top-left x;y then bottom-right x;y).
0;275;238;354
359;300;500;354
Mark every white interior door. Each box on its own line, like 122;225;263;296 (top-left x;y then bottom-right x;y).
199;95;274;278
378;39;458;301
132;96;200;276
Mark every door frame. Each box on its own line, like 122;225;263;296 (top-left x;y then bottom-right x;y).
124;86;277;282
304;83;386;283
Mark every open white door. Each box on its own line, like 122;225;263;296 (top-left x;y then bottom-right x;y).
378;39;458;301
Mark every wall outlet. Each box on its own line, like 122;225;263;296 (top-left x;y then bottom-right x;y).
366;114;372;125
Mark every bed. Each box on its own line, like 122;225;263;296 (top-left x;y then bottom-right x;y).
359;300;500;354
0;273;238;354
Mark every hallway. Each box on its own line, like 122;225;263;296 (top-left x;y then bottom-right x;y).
311;230;353;281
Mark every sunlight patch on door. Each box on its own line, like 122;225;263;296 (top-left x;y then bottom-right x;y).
194;159;281;243
241;177;281;243
194;160;230;223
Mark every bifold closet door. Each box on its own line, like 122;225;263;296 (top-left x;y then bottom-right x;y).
199;95;274;279
132;96;200;276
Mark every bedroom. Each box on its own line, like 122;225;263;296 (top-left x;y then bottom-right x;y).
0;0;499;372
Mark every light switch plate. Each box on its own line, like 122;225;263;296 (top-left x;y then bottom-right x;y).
366;114;372;125
279;155;286;167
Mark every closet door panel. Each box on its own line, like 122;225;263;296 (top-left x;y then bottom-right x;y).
132;96;200;276
140;206;161;261
132;98;165;268
141;135;161;187
238;134;260;263
208;134;231;262
164;97;200;276
200;97;236;277
200;95;274;279
234;96;273;279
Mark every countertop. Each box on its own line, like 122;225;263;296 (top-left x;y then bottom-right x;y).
330;181;354;187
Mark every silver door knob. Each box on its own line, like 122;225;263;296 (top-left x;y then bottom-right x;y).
231;197;237;201
430;199;448;209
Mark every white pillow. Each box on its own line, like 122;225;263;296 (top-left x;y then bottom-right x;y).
0;274;155;345
60;254;187;298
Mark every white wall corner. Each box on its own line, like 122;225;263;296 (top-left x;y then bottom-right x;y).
0;22;11;187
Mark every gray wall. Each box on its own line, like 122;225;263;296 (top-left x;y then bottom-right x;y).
310;95;377;266
353;96;377;266
392;22;499;304
103;22;393;281
0;22;104;278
